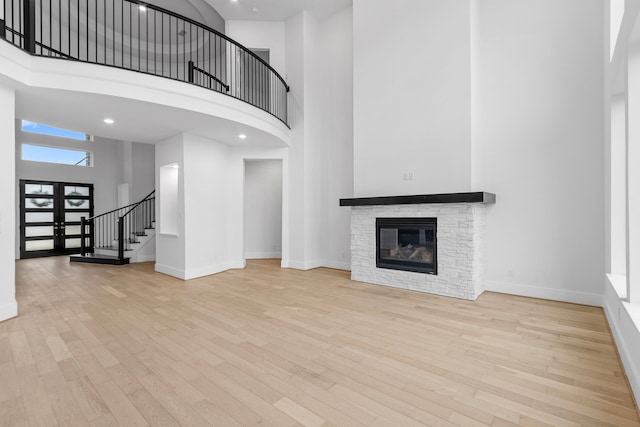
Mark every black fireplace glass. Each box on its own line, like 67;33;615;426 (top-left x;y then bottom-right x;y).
376;217;437;274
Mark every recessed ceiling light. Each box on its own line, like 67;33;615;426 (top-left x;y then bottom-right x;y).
139;5;147;12
104;118;114;124
252;7;258;13
238;134;247;140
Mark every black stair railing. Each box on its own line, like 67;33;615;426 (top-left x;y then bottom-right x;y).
1;0;289;125
81;190;155;262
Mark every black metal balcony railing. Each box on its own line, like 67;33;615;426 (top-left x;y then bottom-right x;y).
1;0;289;125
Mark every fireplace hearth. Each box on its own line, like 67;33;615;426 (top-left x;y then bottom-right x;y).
376;218;437;274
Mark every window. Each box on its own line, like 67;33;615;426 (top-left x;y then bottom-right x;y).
21;120;88;141
22;144;92;167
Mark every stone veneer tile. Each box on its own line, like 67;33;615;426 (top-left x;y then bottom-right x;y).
350;203;486;300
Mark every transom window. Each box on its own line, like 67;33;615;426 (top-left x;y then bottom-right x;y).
22;144;92;167
21;120;88;141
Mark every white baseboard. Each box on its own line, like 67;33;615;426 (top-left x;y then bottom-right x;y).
228;259;246;269
155;262;233;280
155;263;186;280
485;280;603;307
320;260;351;271
0;300;18;322
283;259;323;270
245;252;281;259
281;259;350;271
602;279;640;409
183;263;230;280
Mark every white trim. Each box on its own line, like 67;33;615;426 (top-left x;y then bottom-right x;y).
485;280;603;307
245;252;282;259
282;259;350;271
603;278;640;408
228;259;247;269
321;260;351;271
154;263;186;280
183;263;230;280
0;300;18;322
284;259;324;271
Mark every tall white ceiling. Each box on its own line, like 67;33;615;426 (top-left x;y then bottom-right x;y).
203;0;352;22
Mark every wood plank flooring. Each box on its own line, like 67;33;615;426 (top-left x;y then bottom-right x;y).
3;256;638;426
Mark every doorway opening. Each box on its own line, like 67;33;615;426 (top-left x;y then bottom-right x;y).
243;159;283;261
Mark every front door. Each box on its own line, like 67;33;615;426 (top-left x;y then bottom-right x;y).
20;180;93;258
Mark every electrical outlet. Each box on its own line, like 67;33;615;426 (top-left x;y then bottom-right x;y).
507;269;514;278
403;172;408;181
408;171;414;180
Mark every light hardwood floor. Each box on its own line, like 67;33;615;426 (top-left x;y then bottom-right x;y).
2;256;639;426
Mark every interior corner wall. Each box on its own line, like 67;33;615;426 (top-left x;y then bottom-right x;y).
284;11;307;269
319;6;354;270
352;0;472;197
471;0;605;304
225;20;286;77
0;84;17;322
302;12;325;268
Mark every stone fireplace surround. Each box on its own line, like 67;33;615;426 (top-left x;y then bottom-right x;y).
340;192;495;301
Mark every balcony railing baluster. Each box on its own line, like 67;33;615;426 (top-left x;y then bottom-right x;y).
2;0;289;124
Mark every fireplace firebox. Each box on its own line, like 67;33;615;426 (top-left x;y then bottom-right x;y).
376;218;437;274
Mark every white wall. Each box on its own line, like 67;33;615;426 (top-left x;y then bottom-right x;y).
319;6;353;270
131;142;156;202
280;8;353;271
244;160;282;258
0;84;17;322
183;134;230;279
471;0;605;305
284;12;308;269
225;20;286;77
352;0;472;197
302;12;324;268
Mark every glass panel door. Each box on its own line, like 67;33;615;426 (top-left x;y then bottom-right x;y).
20;180;94;258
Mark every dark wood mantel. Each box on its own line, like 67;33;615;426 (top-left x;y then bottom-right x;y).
339;192;496;207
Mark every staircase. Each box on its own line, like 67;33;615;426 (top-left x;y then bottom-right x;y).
70;191;155;265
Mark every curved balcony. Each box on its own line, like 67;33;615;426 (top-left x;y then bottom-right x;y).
1;0;289;126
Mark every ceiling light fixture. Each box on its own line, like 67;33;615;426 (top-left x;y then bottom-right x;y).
138;5;147;12
104;118;114;124
238;134;247;140
252;7;258;13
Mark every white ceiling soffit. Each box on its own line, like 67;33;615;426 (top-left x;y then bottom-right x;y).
15;87;286;147
204;0;352;22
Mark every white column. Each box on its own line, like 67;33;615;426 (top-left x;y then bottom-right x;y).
627;47;640;303
0;83;17;322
